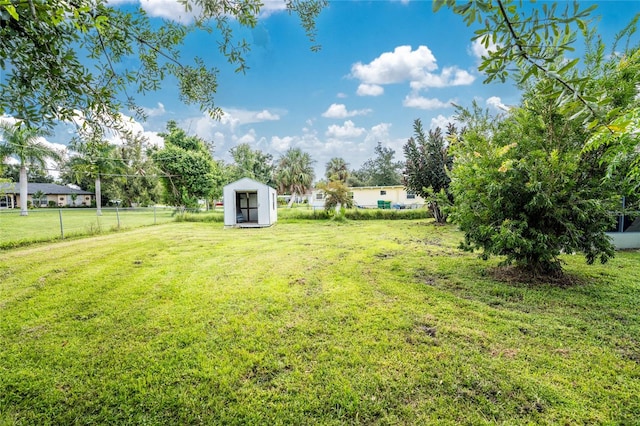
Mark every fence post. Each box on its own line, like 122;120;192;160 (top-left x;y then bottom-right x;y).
154;205;157;225
58;209;64;239
116;206;120;229
618;196;626;233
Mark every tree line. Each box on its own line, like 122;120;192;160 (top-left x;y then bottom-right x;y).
1;119;408;213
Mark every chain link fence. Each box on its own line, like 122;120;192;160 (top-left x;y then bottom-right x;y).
0;207;178;248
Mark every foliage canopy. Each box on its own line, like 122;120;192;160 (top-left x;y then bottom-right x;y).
450;98;616;276
403;119;455;223
274;147;315;207
152;121;222;208
0;0;325;131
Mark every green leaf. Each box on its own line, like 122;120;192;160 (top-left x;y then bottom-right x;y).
557;57;580;74
4;4;18;20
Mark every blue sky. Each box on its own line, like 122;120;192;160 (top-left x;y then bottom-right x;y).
122;0;520;178
7;0;639;180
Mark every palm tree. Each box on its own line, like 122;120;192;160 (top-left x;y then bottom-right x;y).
0;122;61;216
68;139;123;216
275;148;315;208
325;157;350;183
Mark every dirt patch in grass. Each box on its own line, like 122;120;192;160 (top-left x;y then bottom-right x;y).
489;265;589;287
373;251;398;259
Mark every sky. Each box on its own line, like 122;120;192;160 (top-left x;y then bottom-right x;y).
4;0;640;181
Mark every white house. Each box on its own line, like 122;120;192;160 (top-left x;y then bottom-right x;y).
223;178;278;228
311;185;425;209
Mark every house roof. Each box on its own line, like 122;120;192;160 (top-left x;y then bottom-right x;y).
313;185;408;192
348;185;407;190
0;182;93;195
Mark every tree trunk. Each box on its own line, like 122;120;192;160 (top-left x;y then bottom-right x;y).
430;201;445;224
19;165;28;216
95;176;102;216
287;191;297;208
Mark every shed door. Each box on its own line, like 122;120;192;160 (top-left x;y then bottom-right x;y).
236;192;258;223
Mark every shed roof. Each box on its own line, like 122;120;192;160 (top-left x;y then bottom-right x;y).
224;177;276;192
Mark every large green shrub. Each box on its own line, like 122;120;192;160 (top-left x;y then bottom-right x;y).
450;98;616;276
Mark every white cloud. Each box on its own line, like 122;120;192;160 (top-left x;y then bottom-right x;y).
4;156;19;166
271;135;295;151
235;129;257;144
143;102;166;118
109;0;289;23
469;37;499;60
337;92;348;99
178;108;282;159
258;1;288;17
322;103;372;119
357;84;384;97
255;109;280;121
403;93;454;110
222;108;282;130
486;96;510;111
365;123;392;144
139;0;201;24
326;120;366;139
351;45;475;95
0;115;19;126
409;66;475;90
351;45;438;85
90;114;164;148
36;137;67;155
430;114;457;130
214;131;226;146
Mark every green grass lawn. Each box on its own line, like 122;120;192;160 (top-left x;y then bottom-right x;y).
1;220;639;424
0;207;183;248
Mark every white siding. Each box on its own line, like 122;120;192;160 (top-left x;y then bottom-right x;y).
349;186;425;208
223;178;278;227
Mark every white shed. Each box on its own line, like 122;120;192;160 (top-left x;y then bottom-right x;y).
223;178;278;228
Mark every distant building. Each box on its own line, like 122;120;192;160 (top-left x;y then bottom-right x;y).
311;185;425;209
0;182;94;208
223;178;278;228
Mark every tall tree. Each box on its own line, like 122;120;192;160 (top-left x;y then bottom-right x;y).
0;1;325;132
450;90;616;276
403;119;455;223
353;142;403;187
227;143;275;186
325;157;349;183
152;121;222;209
275;148;315;208
437;0;640;276
0;122;61;216
110;134;162;207
67;138;124;216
